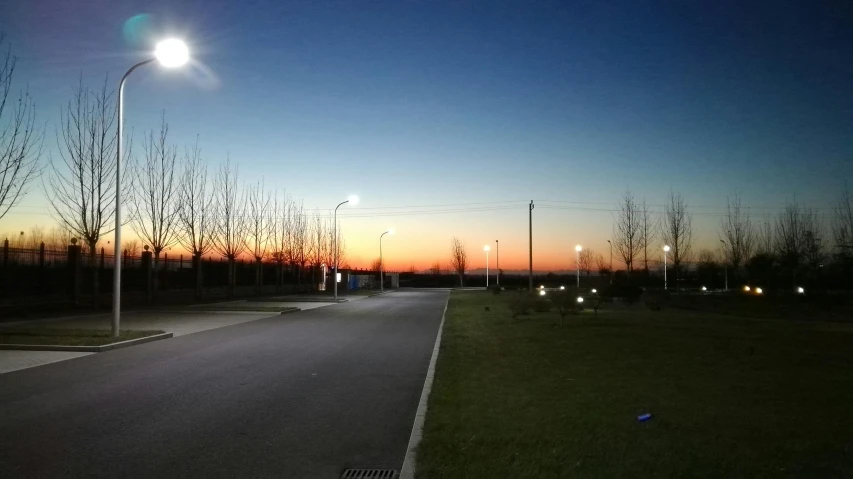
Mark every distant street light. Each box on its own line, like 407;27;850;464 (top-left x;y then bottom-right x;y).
483;245;491;289
591;288;597;294
577;296;584;303
797;286;805;294
333;195;359;300
539;290;546;296
560;285;565;290
663;245;671;290
575;244;582;289
380;228;394;293
112;38;190;338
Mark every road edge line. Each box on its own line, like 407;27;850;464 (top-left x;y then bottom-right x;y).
400;294;449;479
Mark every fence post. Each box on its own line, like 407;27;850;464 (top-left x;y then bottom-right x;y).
2;238;8;268
68;239;82;304
142;246;153;302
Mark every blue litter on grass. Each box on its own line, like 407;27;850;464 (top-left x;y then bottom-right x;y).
637;413;652;421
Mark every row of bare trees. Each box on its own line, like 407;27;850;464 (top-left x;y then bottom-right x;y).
9;72;350;305
610;186;853;289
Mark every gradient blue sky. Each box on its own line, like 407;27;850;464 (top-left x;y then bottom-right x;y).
1;0;851;270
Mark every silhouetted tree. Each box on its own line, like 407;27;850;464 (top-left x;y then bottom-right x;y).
834;184;853;259
640;199;656;278
176;138;214;298
613;189;643;276
211;156;247;297
0;33;43;221
450;237;467;286
46;76;124;307
661;191;693;286
129;113;180;296
245;180;271;292
720;192;755;281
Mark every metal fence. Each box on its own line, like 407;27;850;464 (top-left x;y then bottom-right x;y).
0;242;322;300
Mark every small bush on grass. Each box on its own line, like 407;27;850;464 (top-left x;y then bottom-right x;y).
550;291;581;325
488;284;502;295
533;296;552;313
507;292;533;320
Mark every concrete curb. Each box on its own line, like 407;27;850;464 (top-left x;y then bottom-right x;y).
400;296;449;479
150;307;301;315
0;310;145;328
0;332;174;352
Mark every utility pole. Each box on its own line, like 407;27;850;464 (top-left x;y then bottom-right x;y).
720;239;728;291
607;239;613;285
529;200;534;291
495;239;499;286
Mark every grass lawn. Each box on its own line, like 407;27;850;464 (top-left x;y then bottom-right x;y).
416;291;853;478
0;328;165;346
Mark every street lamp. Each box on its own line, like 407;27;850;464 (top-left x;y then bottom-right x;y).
663;245;671;290
720;239;728;291
483;245;491;289
333;195;359;300
575;244;582;289
112;38;190;337
380;228;394;293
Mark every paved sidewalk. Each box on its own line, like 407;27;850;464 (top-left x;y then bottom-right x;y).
0;296;372;375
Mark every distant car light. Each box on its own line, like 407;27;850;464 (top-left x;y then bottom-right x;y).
577;297;584;303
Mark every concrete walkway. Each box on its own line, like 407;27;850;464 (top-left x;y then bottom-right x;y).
0;297;367;374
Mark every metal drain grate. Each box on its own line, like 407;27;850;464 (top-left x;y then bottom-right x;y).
340;469;400;479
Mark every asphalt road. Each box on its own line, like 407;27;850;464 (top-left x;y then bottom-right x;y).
0;290;449;478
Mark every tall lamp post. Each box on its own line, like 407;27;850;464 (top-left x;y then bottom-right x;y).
575;244;582;288
483;245;491;288
380;228;394;292
113;38;190;338
663;245;671;290
333;195;359;300
607;239;613;284
720;239;728;291
495;240;499;286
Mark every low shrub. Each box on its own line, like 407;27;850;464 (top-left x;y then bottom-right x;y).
488;284;502;295
508;292;533;320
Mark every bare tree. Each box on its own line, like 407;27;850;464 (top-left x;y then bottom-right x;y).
176;138;214;298
450;237;467;286
774;200;824;285
370;258;382;272
578;248;594;277
430;261;442;276
288;200;308;291
834;184;853;257
720;193;755;278
46;76;121;308
267;191;292;291
244;180;271;292
696;249;719;287
308;214;328;289
640;199;656;276
756;216;773;255
128;113;180;295
613;189;643;276
211;156;247;297
324;221;348;272
595;253;610;277
123;239;140;257
0;33;43;221
660;191;693;286
45;225;72;250
23;225;44;249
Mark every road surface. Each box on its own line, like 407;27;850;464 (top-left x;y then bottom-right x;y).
0;290;448;478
